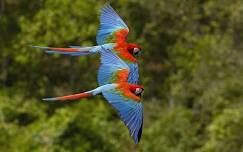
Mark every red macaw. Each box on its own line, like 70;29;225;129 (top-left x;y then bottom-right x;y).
43;49;144;144
32;4;141;85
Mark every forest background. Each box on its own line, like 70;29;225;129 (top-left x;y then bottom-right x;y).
0;0;243;151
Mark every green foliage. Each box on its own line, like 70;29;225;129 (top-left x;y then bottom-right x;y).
198;107;243;152
0;0;243;151
143;107;200;152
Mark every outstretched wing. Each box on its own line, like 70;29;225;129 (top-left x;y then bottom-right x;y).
98;46;130;85
127;63;139;84
97;47;143;143
97;4;129;45
103;89;143;144
98;45;139;85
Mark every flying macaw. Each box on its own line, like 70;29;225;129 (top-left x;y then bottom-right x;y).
43;48;144;144
32;4;142;85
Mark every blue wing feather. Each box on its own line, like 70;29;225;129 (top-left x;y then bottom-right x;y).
127;63;139;84
98;46;129;85
97;45;139;85
98;64;123;86
100;45;139;85
97;5;129;45
103;91;143;144
101;5;128;28
100;45;127;67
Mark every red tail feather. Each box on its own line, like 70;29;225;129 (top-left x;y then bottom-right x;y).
57;92;93;101
49;48;81;52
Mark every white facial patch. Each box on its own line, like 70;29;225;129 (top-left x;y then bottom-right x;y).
134;48;140;53
135;88;142;95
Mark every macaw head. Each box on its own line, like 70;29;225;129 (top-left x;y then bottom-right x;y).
127;43;142;57
129;84;144;97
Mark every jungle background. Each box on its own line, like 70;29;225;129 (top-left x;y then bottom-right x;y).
0;0;243;152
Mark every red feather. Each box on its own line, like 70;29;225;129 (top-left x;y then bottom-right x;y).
113;29;137;63
57;92;93;101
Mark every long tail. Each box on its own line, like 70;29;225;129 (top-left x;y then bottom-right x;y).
31;45;100;56
43;84;116;101
43;92;93;101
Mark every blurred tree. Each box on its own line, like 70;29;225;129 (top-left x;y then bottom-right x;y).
198;107;243;152
0;0;243;151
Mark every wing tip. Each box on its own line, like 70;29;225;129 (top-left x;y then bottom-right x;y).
103;2;112;9
132;124;143;144
136;122;143;144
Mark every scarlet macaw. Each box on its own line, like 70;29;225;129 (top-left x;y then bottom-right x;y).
32;4;141;85
43;49;144;144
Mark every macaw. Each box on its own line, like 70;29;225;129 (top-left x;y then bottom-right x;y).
43;49;144;144
32;4;142;85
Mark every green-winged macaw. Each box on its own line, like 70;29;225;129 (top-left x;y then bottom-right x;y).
32;4;142;85
43;48;144;144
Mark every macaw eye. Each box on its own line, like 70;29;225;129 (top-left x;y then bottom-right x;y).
135;88;144;96
133;48;141;56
